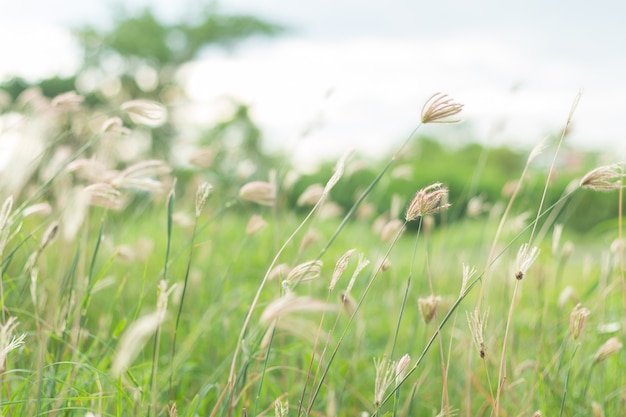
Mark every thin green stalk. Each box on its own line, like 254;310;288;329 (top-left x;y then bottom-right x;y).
559;344;578;417
148;187;175;417
306;224;407;415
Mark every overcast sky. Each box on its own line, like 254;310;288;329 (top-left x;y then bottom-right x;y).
2;0;626;166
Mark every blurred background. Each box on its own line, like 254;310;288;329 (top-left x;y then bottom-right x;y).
2;0;626;167
1;0;625;231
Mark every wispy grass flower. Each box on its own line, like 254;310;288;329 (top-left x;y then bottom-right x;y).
285;260;323;287
51;91;84;111
239;181;276;206
579;163;624;192
418;295;441;324
274;398;289;417
569;303;590;340
260;294;336;323
395;354;411;386
194;182;213;217
593;337;623;364
246;214;267;235
467;309;488;358
421;93;464;124
121;99;167;127
0;317;26;371
405;183;451;221
373;356;396;407
297;184;325;206
329;248;357;291
514;243;540;280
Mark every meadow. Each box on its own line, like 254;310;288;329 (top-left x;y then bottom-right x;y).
0;90;624;417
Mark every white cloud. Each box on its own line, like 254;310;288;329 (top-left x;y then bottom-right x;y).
183;35;626;166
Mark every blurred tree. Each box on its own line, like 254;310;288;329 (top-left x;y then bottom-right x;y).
1;5;283;161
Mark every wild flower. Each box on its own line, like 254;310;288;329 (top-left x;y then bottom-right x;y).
239;181;276;206
593;337;623;364
245;214;267;235
420;93;464;124
514;243;540;280
405;183;451;221
121;99;167;127
373;356;396;406
569;303;590;340
579;163;624;192
418;295;441;324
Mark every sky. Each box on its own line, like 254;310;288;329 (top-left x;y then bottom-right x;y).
2;0;626;167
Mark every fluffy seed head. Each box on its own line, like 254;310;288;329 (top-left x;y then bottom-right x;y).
514;243;540;280
329;248;357;291
405;183;451;221
297;184;325;206
467;309;488;358
239;181;276;206
51;91;84;112
418;295;441;324
285;260;323;287
569;303;590;340
421;92;464;124
593;337;623;364
121;99;167;127
194;182;213;217
246;214;267;235
373;356;396;406
579;163;624;192
395;354;411;386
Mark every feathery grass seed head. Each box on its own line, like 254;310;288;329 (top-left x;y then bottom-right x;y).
514;243;540;280
329;248;356;291
579;163;624;192
569;303;590;340
373;356;396;406
418;295;441;324
421;93;464;124
593;337;622;364
194;182;213;217
121;99;167;127
239;181;276;206
406;183;451;221
395;354;411;386
246;214;267;235
467;309;488;358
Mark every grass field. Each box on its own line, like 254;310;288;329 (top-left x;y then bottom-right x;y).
0;92;624;417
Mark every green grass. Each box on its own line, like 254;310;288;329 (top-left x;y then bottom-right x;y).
0;92;624;417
